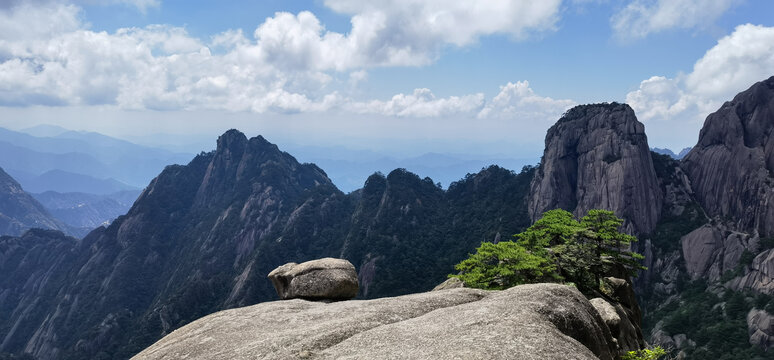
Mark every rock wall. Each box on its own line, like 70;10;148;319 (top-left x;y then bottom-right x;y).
682;76;774;236
528;103;662;235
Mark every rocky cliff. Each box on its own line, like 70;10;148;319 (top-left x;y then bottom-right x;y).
682;76;774;236
0;167;72;237
528;103;662;235
133;284;618;360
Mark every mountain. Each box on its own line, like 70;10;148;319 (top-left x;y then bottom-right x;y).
0;167;72;237
4;77;774;360
682;76;774;236
0;126;193;189
14;170;138;195
528;103;662;235
651;147;692;160
31;190;141;230
633;76;774;359
0;129;536;359
287;146;537;193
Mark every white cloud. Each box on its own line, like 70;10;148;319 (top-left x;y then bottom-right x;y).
612;0;739;40
345;88;485;117
0;1;567;118
0;1;565;119
478;81;575;120
627;24;774;147
0;0;159;12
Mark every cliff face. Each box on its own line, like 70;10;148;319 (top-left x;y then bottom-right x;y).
0;167;71;237
528;103;662;235
682;76;774;237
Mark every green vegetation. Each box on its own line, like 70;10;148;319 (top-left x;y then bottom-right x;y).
648;279;770;360
452;208;643;294
622;346;667;360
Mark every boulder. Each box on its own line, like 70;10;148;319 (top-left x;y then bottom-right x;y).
592;277;646;354
268;258;358;300
133;284;619;360
748;309;774;348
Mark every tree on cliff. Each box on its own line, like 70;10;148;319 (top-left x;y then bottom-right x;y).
452;209;643;293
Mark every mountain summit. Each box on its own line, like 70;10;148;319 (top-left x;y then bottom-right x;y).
682;75;774;236
528;103;662;235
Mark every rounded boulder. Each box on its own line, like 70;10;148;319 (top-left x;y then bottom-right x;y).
268;258;358;301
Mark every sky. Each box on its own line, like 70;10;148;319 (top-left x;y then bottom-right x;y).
0;0;773;157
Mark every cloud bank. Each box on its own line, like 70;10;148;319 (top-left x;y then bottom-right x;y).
0;1;565;121
626;24;774;146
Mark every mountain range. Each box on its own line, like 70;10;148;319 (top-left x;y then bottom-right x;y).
1;76;774;359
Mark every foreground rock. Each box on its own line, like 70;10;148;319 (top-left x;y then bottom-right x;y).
591;278;646;353
528;103;662;235
268;258;358;300
133;284;617;360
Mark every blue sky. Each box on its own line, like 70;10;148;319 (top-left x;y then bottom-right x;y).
0;0;773;156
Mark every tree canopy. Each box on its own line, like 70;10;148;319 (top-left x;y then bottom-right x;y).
451;208;644;294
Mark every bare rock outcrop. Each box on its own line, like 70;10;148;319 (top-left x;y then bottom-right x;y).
748;309;774;348
528;103;662;235
133;284;619;360
728;249;774;295
268;258;358;300
682;76;774;236
681;223;758;282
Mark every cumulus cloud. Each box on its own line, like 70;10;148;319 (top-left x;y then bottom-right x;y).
626;24;774;146
478;81;575;120
0;1;566;117
612;0;739;40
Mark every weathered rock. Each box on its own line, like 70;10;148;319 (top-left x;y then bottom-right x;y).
682;76;774;237
729;249;774;295
431;277;464;291
268;258;358;300
682;223;758;282
595;277;646;354
133;284;618;360
748;309;774;348
528;103;662;235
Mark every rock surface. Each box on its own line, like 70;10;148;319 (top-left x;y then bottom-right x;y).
431;277;464;291
681;223;758;282
748;309;774;348
133;284;617;360
728;248;774;295
528;103;662;235
682;75;774;236
595;277;646;354
268;258;358;300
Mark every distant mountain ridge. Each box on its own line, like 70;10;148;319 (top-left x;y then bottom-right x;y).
0;167;74;237
651;147;692;159
32;190;141;230
0;126;193;190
